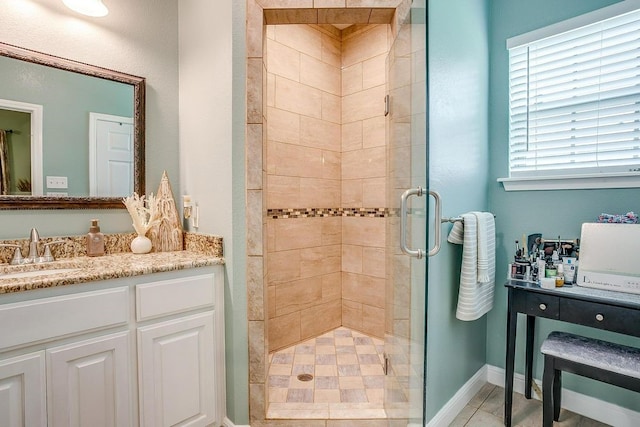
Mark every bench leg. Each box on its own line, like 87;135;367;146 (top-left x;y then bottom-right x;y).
553;369;561;421
542;355;555;427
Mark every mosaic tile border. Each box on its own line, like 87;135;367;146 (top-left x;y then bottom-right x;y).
268;207;396;219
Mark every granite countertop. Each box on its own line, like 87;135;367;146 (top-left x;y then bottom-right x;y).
0;232;224;295
0;251;224;294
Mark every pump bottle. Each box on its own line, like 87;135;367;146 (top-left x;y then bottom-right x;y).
87;219;105;257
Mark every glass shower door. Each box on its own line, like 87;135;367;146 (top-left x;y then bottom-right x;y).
385;1;428;425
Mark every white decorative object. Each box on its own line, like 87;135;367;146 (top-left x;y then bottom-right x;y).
130;235;152;254
122;193;160;254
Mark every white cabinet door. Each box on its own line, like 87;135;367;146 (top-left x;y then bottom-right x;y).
0;352;46;427
138;311;215;427
47;331;132;427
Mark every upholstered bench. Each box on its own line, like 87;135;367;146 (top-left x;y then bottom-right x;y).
540;331;640;427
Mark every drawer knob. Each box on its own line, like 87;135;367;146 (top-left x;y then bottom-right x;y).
595;313;604;322
539;303;547;310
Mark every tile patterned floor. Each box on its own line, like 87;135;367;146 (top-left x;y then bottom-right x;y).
455;383;610;427
267;326;387;419
267;329;610;425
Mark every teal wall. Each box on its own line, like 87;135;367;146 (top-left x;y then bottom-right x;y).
0;56;133;196
230;0;249;423
487;0;640;412
426;0;490;419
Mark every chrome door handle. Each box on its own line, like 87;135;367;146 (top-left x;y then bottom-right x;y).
428;190;442;257
400;187;442;258
400;187;424;258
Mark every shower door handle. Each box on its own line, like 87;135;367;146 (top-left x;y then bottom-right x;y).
428;190;442;257
400;187;442;258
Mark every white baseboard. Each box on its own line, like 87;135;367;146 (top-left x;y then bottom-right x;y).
427;365;488;427
486;364;640;427
222;417;249;427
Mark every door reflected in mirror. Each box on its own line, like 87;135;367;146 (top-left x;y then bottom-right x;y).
90;113;134;197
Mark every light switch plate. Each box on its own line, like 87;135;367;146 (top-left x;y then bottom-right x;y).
46;176;68;189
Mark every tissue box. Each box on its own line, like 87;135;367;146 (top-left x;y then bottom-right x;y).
577;223;640;294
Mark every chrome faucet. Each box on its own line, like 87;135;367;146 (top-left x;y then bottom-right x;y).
0;229;65;265
23;228;65;264
26;228;41;263
0;243;23;265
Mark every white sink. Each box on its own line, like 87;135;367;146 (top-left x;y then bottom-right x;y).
1;268;80;280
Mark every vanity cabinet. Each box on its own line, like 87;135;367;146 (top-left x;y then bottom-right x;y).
136;274;219;427
0;266;225;427
47;332;132;427
138;313;215;427
0;352;46;427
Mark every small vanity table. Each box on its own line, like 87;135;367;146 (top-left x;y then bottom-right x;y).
504;279;640;427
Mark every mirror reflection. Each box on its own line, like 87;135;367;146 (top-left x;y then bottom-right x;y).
0;42;145;209
0;55;134;197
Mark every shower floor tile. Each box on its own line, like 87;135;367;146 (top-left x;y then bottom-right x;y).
267;326;386;419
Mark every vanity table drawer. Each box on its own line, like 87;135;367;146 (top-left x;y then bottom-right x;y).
560;299;640;337
525;293;560;319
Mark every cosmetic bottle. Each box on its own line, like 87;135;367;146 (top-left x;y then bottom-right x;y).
87;219;105;257
537;258;546;280
555;264;565;287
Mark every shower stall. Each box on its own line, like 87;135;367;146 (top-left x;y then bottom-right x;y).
259;2;428;424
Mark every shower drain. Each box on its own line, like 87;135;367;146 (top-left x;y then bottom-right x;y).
297;373;313;382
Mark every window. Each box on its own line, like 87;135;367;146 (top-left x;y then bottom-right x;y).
500;4;640;191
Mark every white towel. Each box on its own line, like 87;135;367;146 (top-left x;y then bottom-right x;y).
447;212;496;321
476;213;492;283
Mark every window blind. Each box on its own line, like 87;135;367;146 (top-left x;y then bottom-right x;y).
508;9;640;178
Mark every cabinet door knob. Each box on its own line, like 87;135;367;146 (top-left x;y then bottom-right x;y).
539;303;547;310
595;313;604;322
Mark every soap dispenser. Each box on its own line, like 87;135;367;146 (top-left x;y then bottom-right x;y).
86;219;105;257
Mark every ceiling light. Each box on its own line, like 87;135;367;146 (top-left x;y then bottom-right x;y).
62;0;109;17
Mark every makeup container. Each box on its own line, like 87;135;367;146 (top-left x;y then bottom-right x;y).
540;277;556;289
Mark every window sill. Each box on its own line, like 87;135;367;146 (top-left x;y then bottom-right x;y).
498;174;640;191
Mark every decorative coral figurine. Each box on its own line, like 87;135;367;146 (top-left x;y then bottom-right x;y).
122;192;160;254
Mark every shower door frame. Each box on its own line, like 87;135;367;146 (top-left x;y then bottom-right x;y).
384;2;429;425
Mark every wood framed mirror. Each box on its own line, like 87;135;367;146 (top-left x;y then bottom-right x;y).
0;42;145;209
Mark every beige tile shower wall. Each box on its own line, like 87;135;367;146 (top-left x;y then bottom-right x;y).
267;217;342;350
266;24;343;351
340;25;390;339
266;24;342;209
